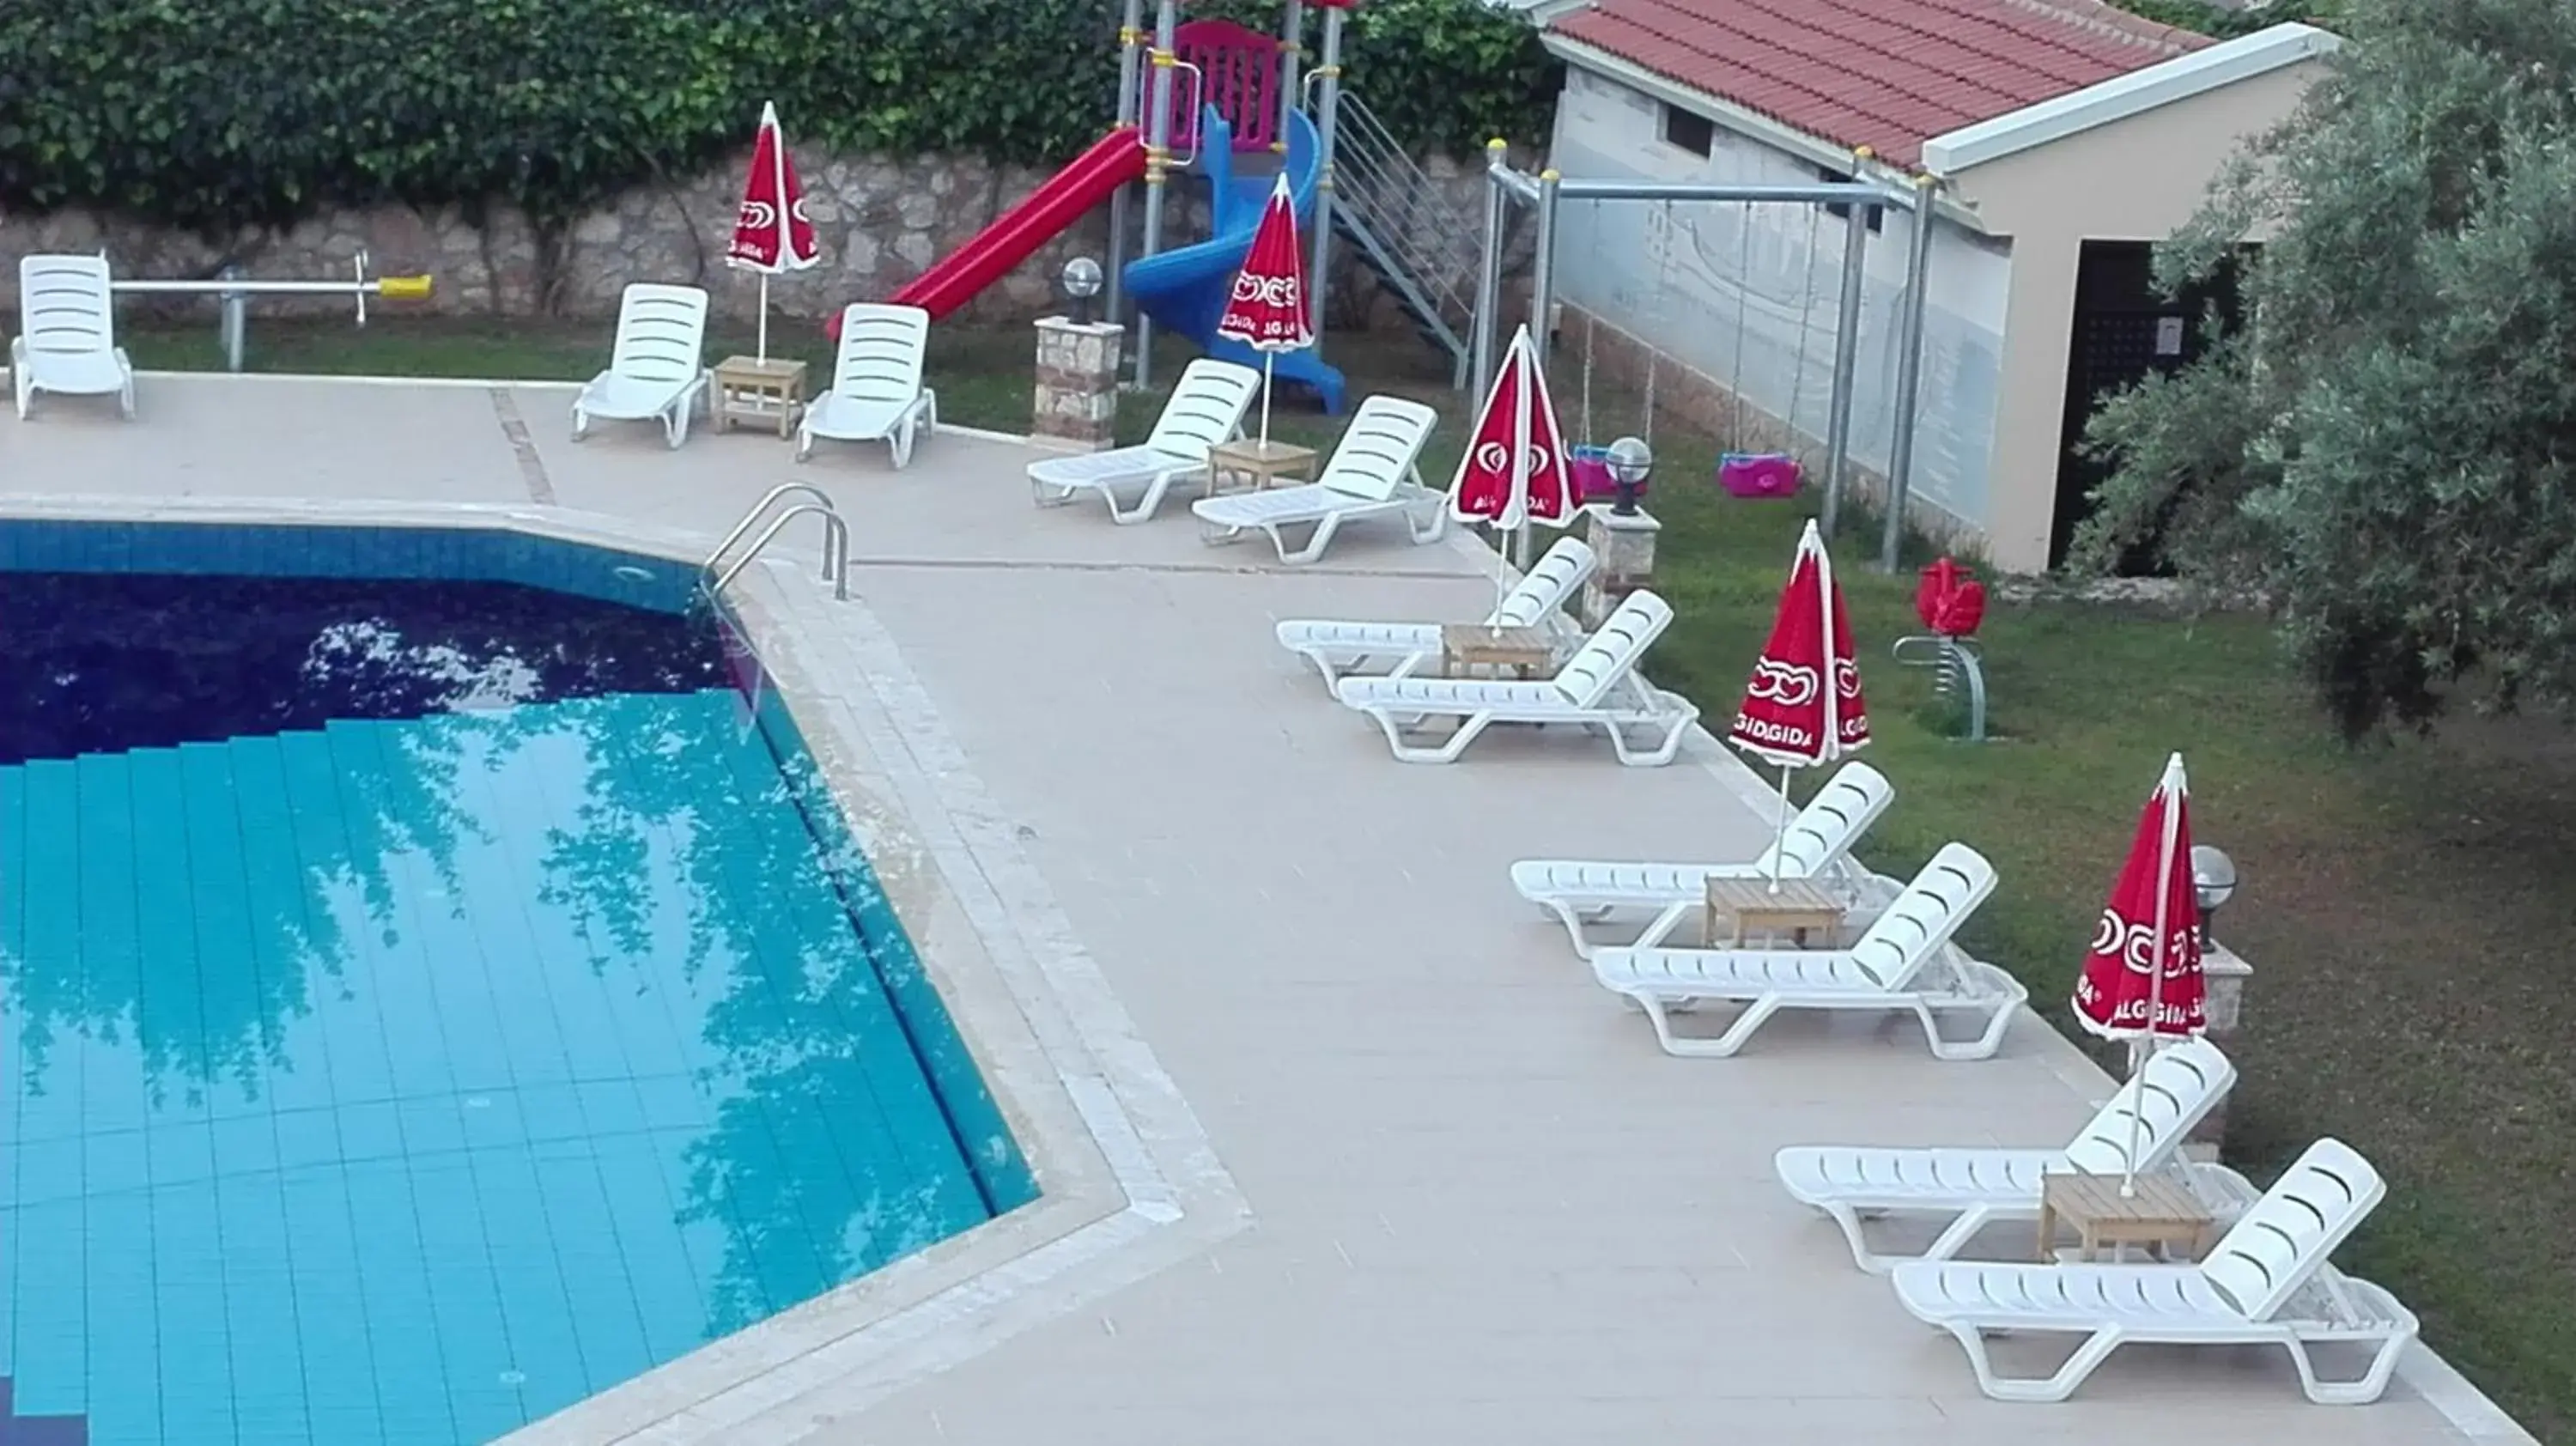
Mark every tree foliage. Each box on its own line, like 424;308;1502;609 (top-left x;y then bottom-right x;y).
0;0;1555;234
2075;0;2576;739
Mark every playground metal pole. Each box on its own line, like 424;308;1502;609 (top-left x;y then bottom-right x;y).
1819;146;1874;540
1104;0;1148;328
1469;138;1508;403
1514;167;1561;572
1277;0;1303;156
1306;3;1346;345
1880;172;1941;573
1133;0;1182;391
1527;168;1561;381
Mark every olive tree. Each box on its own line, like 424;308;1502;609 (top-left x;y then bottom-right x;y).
2074;0;2576;738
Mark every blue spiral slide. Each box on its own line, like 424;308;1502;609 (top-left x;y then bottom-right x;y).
1121;107;1347;415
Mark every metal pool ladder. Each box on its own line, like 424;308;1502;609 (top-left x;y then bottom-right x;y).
703;483;850;601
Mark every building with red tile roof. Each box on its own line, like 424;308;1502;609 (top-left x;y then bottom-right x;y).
1547;0;2210;169
1523;3;2336;569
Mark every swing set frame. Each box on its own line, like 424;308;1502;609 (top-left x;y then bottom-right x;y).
1471;146;1942;571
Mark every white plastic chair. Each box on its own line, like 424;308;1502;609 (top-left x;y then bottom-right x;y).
1332;591;1697;767
14;254;136;421
572;283;710;447
1028;358;1261;523
1893;1138;2418;1404
1275;537;1597;689
799;302;937;468
1776;1037;2237;1271
1510;760;1896;958
1590;841;2025;1059
1189;394;1442;562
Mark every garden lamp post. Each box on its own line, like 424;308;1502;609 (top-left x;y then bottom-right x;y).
2191;844;2238;945
1604;434;1651;517
1061;257;1105;327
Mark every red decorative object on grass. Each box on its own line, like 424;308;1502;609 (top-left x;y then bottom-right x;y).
1915;556;1988;639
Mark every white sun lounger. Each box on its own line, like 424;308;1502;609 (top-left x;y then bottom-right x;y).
573;283;711;447
1029;358;1261;523
1776;1036;2237;1272
1332;591;1697;766
1510;760;1895;959
1189;394;1442;562
1893;1137;2418;1404
1274;536;1597;690
1591;841;2021;1059
798;302;937;468
14;254;136;420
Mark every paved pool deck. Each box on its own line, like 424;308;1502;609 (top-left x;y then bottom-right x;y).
0;374;2534;1446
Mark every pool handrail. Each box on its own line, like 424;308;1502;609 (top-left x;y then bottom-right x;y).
702;484;848;601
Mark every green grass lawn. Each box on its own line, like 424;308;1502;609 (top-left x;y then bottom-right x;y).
122;313;2576;1440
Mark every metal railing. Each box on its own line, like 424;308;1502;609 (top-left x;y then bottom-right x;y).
1329;94;1479;374
702;483;850;601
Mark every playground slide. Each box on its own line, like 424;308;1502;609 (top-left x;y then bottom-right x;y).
1123;107;1346;414
876;126;1148;324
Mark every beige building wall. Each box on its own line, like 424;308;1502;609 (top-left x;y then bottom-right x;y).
1943;58;2326;571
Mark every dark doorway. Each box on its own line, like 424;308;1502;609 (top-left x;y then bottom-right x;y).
2050;240;2248;571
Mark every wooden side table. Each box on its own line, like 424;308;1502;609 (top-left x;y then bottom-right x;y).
1207;437;1318;495
714;355;808;438
1701;875;1844;948
1440;623;1553;679
2038;1170;2213;1263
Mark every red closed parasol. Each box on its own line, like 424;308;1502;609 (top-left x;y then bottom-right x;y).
1729;519;1870;886
1448;323;1576;622
1216;174;1314;446
727;100;821;362
2074;751;2208;1191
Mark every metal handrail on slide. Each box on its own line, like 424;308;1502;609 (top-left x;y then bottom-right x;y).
702;483;850;601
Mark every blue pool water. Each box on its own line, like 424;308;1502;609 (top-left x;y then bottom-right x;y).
0;524;1035;1445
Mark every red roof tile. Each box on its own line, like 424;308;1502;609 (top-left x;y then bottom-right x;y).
1549;0;2208;167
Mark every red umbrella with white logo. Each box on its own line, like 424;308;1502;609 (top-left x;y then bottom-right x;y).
727;100;821;362
1729;519;1870;887
2075;751;2206;1192
1449;322;1576;621
1216;173;1314;447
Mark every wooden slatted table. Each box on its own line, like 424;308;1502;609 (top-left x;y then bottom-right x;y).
1701;874;1844;948
2038;1170;2214;1262
714;355;807;437
1439;623;1553;679
1206;437;1317;495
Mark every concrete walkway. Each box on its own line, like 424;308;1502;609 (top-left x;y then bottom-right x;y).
0;374;2530;1446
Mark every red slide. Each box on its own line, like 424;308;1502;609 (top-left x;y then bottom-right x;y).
882;127;1145;323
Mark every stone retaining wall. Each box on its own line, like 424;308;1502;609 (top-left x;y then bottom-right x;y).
2;146;1493;333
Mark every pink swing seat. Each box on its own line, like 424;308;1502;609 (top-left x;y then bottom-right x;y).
1567;444;1648;504
1719;451;1802;500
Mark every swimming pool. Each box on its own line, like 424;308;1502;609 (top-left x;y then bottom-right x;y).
0;521;1036;1445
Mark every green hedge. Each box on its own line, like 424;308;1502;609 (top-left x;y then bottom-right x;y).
0;0;1555;234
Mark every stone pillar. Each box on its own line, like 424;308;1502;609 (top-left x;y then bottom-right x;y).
1032;318;1125;451
1578;505;1661;629
2184;941;2252;1160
